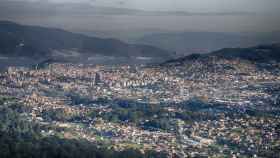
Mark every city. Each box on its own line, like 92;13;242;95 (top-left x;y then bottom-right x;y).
0;0;280;157
1;55;279;157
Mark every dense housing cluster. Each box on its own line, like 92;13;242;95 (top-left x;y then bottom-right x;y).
0;57;280;157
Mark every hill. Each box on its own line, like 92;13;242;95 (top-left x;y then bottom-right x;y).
0;21;170;59
211;44;280;62
163;44;280;66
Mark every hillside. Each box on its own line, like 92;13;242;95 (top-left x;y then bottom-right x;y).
211;44;280;62
163;44;280;66
0;21;170;59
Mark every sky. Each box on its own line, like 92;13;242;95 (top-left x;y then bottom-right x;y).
17;0;280;12
1;0;280;33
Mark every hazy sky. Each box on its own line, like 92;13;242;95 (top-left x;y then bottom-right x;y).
7;0;280;12
1;0;280;33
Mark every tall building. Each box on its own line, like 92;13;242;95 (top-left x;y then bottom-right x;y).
94;72;102;85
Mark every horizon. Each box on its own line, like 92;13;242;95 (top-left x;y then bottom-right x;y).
0;0;280;33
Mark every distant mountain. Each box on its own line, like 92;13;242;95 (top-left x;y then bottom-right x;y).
163;44;280;66
136;32;280;56
0;21;170;59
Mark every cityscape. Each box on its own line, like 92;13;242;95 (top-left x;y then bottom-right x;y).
0;0;280;157
1;53;280;157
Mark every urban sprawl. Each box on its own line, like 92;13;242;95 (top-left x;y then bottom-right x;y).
0;57;280;157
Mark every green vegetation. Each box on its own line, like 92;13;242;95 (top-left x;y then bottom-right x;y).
0;96;168;158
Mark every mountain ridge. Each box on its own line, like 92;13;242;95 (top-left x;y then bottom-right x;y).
0;21;170;59
162;43;280;66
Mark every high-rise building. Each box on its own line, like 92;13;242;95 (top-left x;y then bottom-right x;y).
94;72;102;85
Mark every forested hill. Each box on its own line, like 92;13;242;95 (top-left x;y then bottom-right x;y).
0;21;170;59
211;44;280;62
163;43;280;66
